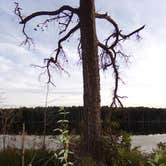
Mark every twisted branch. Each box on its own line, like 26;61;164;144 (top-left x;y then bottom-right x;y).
15;2;144;107
19;6;79;24
14;2;80;85
96;12;145;107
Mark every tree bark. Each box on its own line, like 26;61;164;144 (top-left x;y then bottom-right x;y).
79;0;101;154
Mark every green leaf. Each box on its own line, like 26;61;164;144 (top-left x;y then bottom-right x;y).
159;164;166;166
57;120;69;123
59;112;69;115
147;160;156;166
62;130;69;135
53;128;63;132
68;162;74;165
58;156;65;162
59;149;65;155
54;153;58;159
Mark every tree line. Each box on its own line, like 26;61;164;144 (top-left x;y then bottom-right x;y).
0;106;166;135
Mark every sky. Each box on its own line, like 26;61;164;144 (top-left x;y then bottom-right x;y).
0;0;166;108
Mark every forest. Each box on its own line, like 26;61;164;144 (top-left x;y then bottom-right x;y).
1;106;166;135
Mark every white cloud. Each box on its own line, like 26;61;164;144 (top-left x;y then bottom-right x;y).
0;0;166;107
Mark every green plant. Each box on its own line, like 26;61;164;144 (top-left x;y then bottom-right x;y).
108;132;146;165
54;107;74;166
116;147;146;166
147;142;166;166
0;148;60;166
74;131;147;166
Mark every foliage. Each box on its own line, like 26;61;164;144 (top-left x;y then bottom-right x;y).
0;148;60;166
0;136;165;166
54;107;74;166
147;142;166;166
73;130;147;166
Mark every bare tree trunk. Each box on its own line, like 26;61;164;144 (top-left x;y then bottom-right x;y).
80;0;101;154
21;123;25;166
2;121;6;151
42;107;47;149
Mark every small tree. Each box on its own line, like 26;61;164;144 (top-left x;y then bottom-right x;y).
0;109;15;151
15;0;144;155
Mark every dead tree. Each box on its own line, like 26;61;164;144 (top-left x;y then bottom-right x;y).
15;0;144;155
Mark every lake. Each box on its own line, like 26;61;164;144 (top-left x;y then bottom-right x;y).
0;134;165;153
131;134;166;153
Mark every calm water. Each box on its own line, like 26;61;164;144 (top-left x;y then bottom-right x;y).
131;134;166;153
0;134;165;153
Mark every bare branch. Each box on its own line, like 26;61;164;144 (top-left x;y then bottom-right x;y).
59;12;74;35
14;2;23;22
14;2;34;47
96;12;145;107
14;2;79;48
32;57;69;86
20;24;34;48
30;23;80;85
77;39;82;60
120;25;145;40
98;42;122;107
41;23;80;84
98;42;114;68
15;2;81;85
96;13;119;48
19;5;79;24
54;23;80;60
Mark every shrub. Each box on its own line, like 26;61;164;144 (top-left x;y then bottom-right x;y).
73;131;147;166
148;142;166;166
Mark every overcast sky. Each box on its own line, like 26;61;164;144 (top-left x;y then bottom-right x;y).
0;0;166;108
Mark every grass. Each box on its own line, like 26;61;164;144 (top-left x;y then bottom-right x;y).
0;148;60;166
